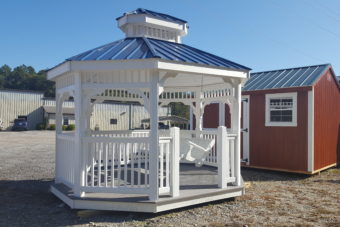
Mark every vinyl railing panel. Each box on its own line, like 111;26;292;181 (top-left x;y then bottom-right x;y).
82;131;174;195
56;133;75;188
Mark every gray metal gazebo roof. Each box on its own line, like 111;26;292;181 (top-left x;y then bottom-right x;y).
66;37;251;71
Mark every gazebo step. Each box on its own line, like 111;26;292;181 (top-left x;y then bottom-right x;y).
51;182;244;213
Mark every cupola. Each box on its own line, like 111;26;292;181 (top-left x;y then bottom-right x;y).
116;8;188;43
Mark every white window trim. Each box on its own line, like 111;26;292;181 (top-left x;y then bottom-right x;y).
265;92;297;127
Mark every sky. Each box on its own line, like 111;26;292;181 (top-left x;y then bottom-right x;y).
1;0;340;74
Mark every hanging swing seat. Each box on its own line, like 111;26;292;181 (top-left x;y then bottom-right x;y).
180;138;215;167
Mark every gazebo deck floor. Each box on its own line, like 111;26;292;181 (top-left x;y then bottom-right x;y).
50;164;244;213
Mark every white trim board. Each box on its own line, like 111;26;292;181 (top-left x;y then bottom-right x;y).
307;90;314;172
48;59;249;81
242;95;250;164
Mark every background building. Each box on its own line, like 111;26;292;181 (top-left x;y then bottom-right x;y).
0;89;44;130
0;89;169;131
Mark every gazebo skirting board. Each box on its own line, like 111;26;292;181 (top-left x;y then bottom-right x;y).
51;163;244;213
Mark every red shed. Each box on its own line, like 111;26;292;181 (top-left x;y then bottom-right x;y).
202;64;340;174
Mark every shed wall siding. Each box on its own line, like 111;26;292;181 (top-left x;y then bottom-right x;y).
0;90;44;130
203;103;231;129
313;69;340;170
248;90;309;172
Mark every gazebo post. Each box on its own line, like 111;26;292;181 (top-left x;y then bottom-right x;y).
170;127;180;197
232;82;242;186
194;92;203;136
148;71;160;201
73;72;85;197
55;94;63;134
189;107;193;130
219;102;225;127
217;126;228;188
55;93;62;183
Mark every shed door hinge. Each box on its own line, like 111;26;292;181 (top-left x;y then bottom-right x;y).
242;98;248;103
241;128;248;133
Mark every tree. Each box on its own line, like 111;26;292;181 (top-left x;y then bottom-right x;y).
0;64;55;97
169;102;189;119
0;65;11;89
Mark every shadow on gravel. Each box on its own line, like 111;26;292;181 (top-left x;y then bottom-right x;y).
241;167;310;182
3;166;337;226
74;197;236;225
313;179;340;184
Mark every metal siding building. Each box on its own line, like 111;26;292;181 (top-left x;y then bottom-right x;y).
43;100;167;131
0;90;44;130
0;90;168;131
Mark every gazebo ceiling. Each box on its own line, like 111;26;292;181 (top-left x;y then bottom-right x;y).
66;37;251;71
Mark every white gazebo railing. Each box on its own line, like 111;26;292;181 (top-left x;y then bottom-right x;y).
55;128;182;197
55;132;76;188
55;126;236;197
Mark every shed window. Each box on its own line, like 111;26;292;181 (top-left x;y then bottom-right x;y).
265;93;297;127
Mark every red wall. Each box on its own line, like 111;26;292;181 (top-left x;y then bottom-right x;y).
245;89;309;172
203;103;231;128
313;69;340;170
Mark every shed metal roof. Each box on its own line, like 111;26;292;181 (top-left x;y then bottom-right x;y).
116;8;187;24
243;64;331;91
66;37;251;71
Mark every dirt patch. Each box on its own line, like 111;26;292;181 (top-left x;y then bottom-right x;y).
0;131;339;226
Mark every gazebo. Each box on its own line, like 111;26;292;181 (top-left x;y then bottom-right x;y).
48;8;251;213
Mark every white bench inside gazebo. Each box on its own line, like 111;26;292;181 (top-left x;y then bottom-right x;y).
48;8;251;213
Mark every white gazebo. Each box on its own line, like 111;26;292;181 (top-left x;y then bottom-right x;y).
48;8;251;213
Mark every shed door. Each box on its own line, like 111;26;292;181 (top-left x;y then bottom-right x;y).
242;96;250;164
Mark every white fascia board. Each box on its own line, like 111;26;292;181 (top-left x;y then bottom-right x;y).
47;61;71;80
119;14;185;32
117;16;128;27
48;59;160;80
157;60;249;79
70;59;158;71
48;58;249;81
145;16;186;33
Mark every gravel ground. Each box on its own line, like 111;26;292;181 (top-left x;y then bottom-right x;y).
0;131;339;227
